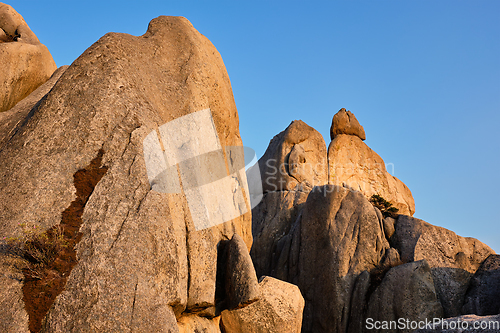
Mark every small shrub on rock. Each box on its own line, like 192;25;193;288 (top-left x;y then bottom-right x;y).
370;194;399;218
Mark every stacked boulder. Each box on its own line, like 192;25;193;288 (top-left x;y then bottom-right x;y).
330;108;366;140
221;276;305;333
328;108;415;216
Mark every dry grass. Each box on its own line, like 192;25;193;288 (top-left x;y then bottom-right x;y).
2;223;68;280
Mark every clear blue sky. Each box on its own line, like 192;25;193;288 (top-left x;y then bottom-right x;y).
8;1;500;252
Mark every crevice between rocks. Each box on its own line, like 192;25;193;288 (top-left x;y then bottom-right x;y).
22;149;108;333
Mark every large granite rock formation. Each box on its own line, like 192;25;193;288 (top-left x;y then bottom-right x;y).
251;185;493;333
251;182;439;333
249;118;327;280
0;3;57;112
1;6;496;333
250;116;495;333
0;16;260;333
249;119;327;281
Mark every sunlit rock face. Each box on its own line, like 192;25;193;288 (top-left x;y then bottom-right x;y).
327;108;415;216
330;107;366;141
0;3;57;113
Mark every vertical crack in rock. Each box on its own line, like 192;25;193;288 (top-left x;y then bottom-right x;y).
129;280;138;332
22;149;108;333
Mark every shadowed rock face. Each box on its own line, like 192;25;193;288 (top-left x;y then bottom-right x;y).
365;260;444;333
0;16;253;332
462;254;500;316
250;190;309;278
297;186;389;333
252;184;391;333
224;233;260;310
414;314;500;333
0;3;57;112
251;185;495;333
391;215;494;318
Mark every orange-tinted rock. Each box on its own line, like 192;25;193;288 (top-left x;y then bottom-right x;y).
328;134;415;216
330;108;366;140
0;3;57;112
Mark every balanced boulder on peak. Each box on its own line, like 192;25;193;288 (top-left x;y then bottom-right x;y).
330;108;366;140
327;107;415;216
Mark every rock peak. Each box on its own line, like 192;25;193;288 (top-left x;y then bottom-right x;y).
330;108;366;140
0;3;57;112
0;3;39;44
